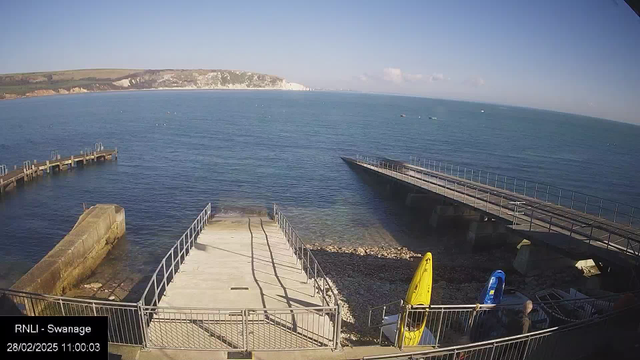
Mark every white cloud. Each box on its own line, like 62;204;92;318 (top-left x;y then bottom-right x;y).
383;68;404;83
429;73;444;82
466;76;485;87
404;73;423;82
360;68;447;85
382;68;427;83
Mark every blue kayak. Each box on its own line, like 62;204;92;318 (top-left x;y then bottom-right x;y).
478;270;506;304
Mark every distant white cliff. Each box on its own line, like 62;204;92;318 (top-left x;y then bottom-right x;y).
0;69;310;99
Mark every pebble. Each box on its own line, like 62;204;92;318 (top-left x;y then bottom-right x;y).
83;282;102;290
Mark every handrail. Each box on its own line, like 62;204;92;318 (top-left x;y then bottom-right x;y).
353;156;640;260
273;204;339;307
400;159;640;253
141;304;337;311
1;287;139;307
140;203;212;307
408;155;639;229
273;203;342;350
1;203;343;351
367;290;635;348
0;287;143;345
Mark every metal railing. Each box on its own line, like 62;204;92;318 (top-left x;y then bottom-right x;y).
273;204;342;349
363;299;640;360
1;203;341;352
140;203;212;308
409;156;639;229
368;292;627;350
0;288;144;345
273;204;340;309
141;305;338;350
354;156;640;260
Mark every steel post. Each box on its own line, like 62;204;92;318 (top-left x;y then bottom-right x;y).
322;278;327;307
138;302;149;348
162;261;168;295
171;249;175;279
530;210;534;230
335;303;343;350
585;197;589;213
474;187;477;206
242;309;248;351
559;189;562;205
571;192;575;210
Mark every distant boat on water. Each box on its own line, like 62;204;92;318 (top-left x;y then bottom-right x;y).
481;109;485;113
429;116;437;120
400;114;406;117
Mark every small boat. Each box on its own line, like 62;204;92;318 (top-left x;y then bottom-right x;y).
535;288;600;325
400;114;406;117
428;116;437;120
480;109;485;113
498;289;550;331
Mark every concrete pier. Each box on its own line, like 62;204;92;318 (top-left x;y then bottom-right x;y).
429;205;480;228
11;204;125;299
513;240;577;275
466;220;508;251
144;213;338;351
343;156;640;272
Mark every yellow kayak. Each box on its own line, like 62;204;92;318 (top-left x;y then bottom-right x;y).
398;252;432;346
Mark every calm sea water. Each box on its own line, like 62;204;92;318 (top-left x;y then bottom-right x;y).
1;90;639;287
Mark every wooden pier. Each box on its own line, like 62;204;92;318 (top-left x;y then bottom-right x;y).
139;205;341;351
0;147;117;196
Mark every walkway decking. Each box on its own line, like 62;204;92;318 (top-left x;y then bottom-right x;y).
344;157;640;269
145;215;336;350
158;216;321;309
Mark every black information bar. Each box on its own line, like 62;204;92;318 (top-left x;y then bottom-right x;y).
1;316;108;359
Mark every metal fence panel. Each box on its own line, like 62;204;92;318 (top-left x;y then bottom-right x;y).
0;288;143;345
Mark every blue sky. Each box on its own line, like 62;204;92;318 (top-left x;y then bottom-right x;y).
1;0;639;123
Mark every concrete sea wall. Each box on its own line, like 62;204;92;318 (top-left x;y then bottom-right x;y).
11;204;125;296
